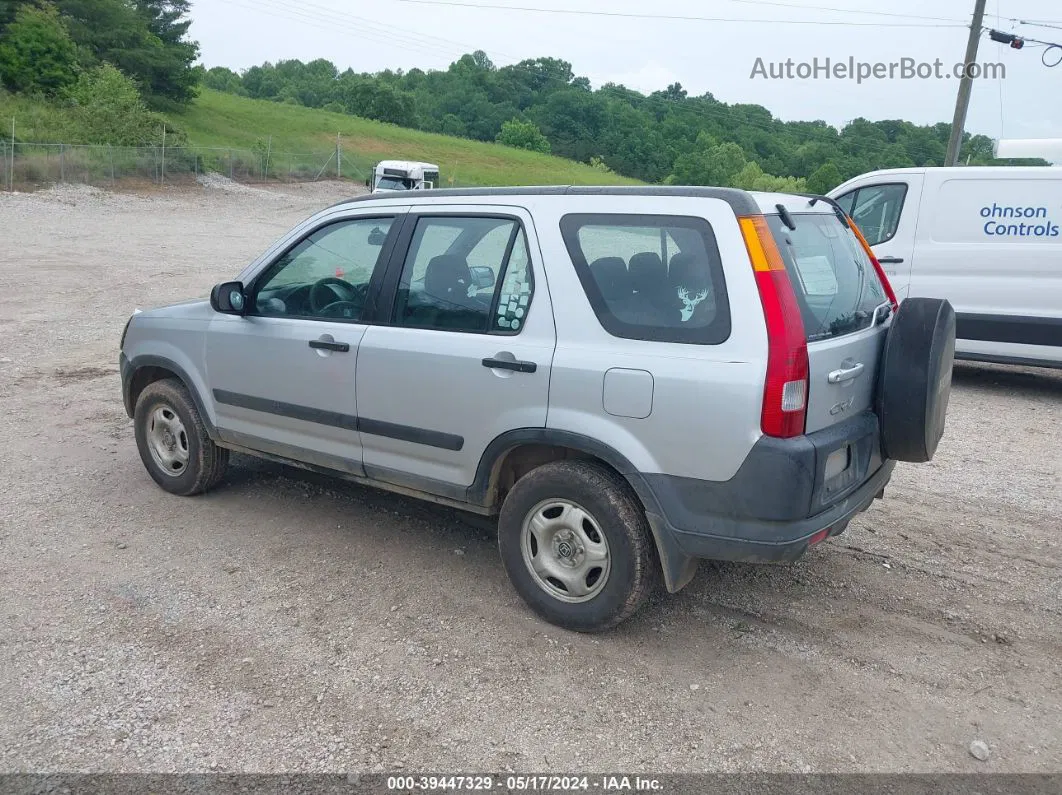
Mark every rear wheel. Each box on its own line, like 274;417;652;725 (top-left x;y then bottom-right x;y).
877;297;957;463
498;461;658;632
134;379;229;496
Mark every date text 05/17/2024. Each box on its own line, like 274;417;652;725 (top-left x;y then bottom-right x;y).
385;775;664;792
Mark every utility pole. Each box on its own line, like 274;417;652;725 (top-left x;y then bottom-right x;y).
336;132;341;179
945;0;988;167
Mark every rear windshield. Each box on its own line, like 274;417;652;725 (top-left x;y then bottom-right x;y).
766;213;889;341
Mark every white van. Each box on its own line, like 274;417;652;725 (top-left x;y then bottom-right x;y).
369;160;440;194
828;167;1062;369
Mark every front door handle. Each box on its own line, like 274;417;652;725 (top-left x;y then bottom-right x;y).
877;256;904;264
309;339;350;352
828;362;865;384
482;357;537;373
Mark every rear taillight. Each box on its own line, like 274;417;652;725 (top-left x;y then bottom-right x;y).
847;218;899;312
739;215;809;439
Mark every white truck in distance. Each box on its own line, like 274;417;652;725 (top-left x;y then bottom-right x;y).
828;166;1062;369
369;160;440;193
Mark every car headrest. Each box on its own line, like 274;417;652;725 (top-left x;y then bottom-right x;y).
590;257;631;301
424;254;471;299
629;252;666;292
667;253;708;292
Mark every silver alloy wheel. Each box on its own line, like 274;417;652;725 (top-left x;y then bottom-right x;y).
520;498;611;603
146;404;189;477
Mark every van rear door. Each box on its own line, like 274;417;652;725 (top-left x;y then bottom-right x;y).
830;175;924;300
766;208;893;433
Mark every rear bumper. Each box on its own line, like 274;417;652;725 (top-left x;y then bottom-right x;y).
630;411;894;591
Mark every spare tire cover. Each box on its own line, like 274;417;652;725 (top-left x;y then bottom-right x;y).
877;297;956;463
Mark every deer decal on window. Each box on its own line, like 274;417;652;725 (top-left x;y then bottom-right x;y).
677;286;709;322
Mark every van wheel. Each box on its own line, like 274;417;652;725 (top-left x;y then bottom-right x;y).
134;378;229;496
497;461;658;632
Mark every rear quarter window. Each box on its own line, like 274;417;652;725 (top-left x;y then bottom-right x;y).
559;214;731;345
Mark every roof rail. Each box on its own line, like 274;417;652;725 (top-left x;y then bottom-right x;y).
326;184;761;214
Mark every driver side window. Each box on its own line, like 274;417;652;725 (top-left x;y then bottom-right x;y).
253;216;395;321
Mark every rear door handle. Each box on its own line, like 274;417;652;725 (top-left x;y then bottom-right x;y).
482;357;537;373
828;363;865;384
877;256;904;264
309;339;350;352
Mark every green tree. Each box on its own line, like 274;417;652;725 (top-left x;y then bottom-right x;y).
0;3;79;96
66;63;169;143
495;117;551;154
806;162;842;194
131;0;199;105
730;161;806;193
202;65;244;94
196;48;1049;185
669;139;747;186
53;0;199;106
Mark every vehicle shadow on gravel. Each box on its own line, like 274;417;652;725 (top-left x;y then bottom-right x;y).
210;454;816;638
219;453;500;534
951;361;1062;398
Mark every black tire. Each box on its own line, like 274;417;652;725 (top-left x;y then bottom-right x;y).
877;297;956;463
133;378;229;496
497;461;658;632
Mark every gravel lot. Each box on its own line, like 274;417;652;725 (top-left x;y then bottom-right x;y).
0;181;1060;774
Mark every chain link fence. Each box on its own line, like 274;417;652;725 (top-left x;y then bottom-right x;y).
0;141;375;190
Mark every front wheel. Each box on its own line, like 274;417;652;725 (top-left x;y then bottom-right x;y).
497;461;658;632
133;378;229;496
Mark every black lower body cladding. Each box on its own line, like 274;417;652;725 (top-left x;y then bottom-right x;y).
629;411;894;592
877;297;957;463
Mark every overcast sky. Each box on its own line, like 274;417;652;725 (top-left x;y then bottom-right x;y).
189;0;1062;141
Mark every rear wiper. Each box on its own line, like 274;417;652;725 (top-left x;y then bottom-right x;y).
800;192;851;229
872;300;893;326
828;309;871;337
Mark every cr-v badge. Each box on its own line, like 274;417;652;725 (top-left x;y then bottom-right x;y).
830;396;856;416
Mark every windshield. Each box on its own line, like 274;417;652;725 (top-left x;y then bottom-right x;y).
376;176;413;190
767;212;888;341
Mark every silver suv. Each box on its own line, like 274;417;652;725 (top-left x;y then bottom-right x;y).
119;186;955;632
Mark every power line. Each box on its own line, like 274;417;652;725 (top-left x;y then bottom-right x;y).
219;0;503;63
717;0;966;25
223;0;455;61
236;0;475;59
1009;17;1062;25
383;0;968;27
246;0;516;59
1014;20;1062;32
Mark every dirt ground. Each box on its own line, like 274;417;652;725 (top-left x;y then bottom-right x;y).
0;180;1059;775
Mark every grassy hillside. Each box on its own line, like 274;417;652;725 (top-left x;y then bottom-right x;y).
165;90;641;188
0;88;642;188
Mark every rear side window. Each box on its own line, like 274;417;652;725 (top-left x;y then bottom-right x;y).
559;214;730;345
766;213;889;341
393;215;534;334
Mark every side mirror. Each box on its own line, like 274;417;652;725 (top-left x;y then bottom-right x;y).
364;178;371;188
210;281;247;315
368;226;387;246
468;265;496;290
